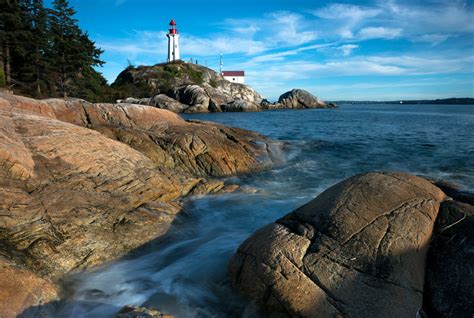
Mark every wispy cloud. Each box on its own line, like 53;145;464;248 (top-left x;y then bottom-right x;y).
358;27;402;40
338;44;358;56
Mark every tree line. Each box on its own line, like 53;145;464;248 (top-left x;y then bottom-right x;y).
0;0;116;101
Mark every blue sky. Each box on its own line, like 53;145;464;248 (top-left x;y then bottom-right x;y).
55;0;474;101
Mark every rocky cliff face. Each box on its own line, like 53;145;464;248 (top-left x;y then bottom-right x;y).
229;172;473;318
0;92;279;317
113;61;263;113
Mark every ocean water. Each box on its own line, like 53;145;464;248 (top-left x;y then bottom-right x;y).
58;104;474;317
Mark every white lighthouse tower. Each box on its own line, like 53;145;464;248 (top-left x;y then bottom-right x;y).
166;19;180;62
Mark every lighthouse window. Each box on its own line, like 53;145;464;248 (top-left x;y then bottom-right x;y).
233;78;235;81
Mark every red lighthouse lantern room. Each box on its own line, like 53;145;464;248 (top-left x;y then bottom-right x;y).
169;20;177;35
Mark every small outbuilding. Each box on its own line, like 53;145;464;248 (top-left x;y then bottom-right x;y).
222;71;245;84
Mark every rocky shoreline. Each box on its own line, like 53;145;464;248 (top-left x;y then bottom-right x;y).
0;92;471;318
0;92;281;317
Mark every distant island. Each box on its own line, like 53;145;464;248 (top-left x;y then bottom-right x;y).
331;98;474;105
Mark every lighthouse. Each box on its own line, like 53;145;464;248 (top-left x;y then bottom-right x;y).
166;19;180;62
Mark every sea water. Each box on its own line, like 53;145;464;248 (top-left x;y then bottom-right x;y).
57;104;474;317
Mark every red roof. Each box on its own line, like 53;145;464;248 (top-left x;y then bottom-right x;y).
169;19;176;25
222;71;245;76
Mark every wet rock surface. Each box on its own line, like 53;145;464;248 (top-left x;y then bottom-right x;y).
0;93;279;315
229;172;448;317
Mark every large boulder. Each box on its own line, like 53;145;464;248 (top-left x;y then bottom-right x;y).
206;80;263;110
169;85;211;113
229;172;447;317
149;94;187;113
278;89;329;109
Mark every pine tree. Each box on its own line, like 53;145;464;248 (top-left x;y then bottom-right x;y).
0;0;28;86
47;0;104;98
20;0;50;96
1;0;109;100
47;0;79;97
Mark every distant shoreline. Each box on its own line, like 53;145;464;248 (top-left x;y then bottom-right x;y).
329;98;474;105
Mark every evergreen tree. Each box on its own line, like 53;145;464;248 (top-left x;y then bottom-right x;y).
0;0;110;100
0;0;29;86
48;0;104;97
20;0;50;96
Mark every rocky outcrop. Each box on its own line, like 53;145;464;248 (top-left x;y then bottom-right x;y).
113;61;263;113
3;94;277;178
0;92;279;316
277;89;331;109
229;172;448;317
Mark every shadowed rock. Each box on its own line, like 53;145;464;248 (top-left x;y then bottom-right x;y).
423;200;474;318
229;172;447;317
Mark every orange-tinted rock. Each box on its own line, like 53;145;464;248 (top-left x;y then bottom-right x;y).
229;172;447;318
0;257;58;318
0;93;278;281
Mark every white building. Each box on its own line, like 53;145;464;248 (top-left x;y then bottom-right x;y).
166;19;180;62
222;71;245;84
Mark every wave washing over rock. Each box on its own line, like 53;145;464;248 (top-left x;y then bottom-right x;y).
0;92;283;317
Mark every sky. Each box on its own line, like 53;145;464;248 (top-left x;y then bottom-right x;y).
52;0;474;101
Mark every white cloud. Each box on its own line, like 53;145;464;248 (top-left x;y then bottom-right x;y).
411;34;451;46
222;12;318;47
240;53;474;100
312;3;382;38
312;3;381;21
357;27;402;40
266;12;318;46
311;0;474;42
338;44;358;56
